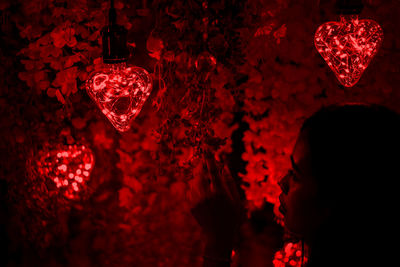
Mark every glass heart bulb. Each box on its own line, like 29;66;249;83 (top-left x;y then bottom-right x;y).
86;62;152;132
314;15;383;87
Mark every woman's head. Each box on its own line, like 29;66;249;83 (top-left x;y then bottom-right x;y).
279;104;400;252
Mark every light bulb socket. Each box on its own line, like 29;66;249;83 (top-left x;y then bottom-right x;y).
102;24;129;64
335;0;364;15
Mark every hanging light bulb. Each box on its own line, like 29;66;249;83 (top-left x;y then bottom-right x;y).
86;0;152;132
33;142;95;200
314;0;383;87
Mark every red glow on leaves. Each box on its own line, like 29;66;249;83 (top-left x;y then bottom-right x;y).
86;63;152;132
50;25;77;48
36;144;94;199
315;16;383;87
146;35;164;60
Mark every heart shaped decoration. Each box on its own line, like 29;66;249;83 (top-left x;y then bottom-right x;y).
36;144;94;199
314;16;383;87
86;63;152;132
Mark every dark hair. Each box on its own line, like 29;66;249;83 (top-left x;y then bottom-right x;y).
300;103;400;266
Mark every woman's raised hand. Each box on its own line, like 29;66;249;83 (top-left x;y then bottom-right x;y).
190;149;246;263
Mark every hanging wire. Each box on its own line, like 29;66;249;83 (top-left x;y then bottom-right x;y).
109;0;116;25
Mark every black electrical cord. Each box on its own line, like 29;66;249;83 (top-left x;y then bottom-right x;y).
109;0;116;25
335;0;364;14
102;0;129;63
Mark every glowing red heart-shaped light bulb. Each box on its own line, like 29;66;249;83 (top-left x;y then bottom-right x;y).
86;62;152;132
36;144;94;199
315;16;383;87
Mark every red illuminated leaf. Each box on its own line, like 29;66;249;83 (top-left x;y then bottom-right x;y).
50;60;63;71
146;35;164;60
33;71;46;83
38;80;50;91
119;187;134;208
76;25;90;39
124;176;143;192
55;89;66;104
72;117;87;129
51;29;67;48
273;24;287;44
47;88;57;97
64;54;81;68
21;60;35;70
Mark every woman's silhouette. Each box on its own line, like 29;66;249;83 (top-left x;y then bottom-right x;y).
191;103;400;266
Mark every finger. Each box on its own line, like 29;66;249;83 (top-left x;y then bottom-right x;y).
221;161;242;204
204;151;239;205
220;156;242;199
203;150;225;194
201;162;214;196
189;160;212;203
219;163;241;205
187;178;200;204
